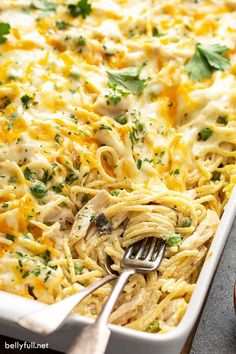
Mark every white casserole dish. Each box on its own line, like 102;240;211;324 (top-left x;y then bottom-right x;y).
0;187;236;354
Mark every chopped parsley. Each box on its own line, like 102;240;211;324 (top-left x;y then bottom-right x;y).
52;183;64;193
198;127;213;141
107;66;147;96
56;20;70;30
137;159;142;170
31;181;48;199
44;270;51;282
23;167;35;181
22;271;30;279
68;0;92;18
217;116;228;126
77;35;86;46
43;249;51;264
65;172;78;184
117;114;128;125
181;217;192;227
152;27;162;37
167;234;182;247
54;133;61;144
148;320;159;333
21;95;31;110
32;268;41;276
6;234;15;242
100;124;112;131
111;189;121;196
212;171;221;181
74;261;83;274
0;22;10;44
186;43;230;81
173;168;180;175
105;89;122;106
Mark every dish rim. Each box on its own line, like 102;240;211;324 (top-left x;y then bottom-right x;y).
0;187;236;344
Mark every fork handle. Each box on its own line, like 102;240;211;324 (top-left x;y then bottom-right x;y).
67;268;135;354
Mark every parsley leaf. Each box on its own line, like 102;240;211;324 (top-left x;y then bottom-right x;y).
186;43;230;81
217;116;228;126
212;171;221;181
6;234;15;242
137;159;142;170
107;66;147;96
198;127;213;141
68;0;92;19
111;189;121;196
23;167;35;181
21;95;31;109
117;113;128;125
148;320;159;333
56;20;70;31
181;217;192;227
0;22;10;44
74;261;83;274
105;89;122;105
167;234;182;247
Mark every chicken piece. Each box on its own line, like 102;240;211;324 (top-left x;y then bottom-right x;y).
180;210;219;250
68;190;111;247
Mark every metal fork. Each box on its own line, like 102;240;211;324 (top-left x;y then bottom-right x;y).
67;237;166;354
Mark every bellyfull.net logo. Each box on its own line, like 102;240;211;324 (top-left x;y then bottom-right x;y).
4;341;49;350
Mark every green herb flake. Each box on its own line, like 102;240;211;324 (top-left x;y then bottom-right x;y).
54;133;61;144
77;35;86;46
212;171;221;181
198;127;213;141
117;114;128;125
24;167;35;181
181;217;192;228
107;66;147;96
74;260;83;274
31;181;48;199
68;0;92;19
105;89;122;106
111;189;121;196
186;43;230;81
2;202;9;208
137;159;142;170
173;168;180;175
22;271;30;279
0;22;10;44
56;20;70;30
148;320;159;333
52;183;64;193
21;95;31;109
43;249;51;264
100;124;112;131
65;172;78;185
44;270;51;282
6;234;15;242
217;116;228;126
167;234;182;247
32;268;41;276
152;27;162;37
